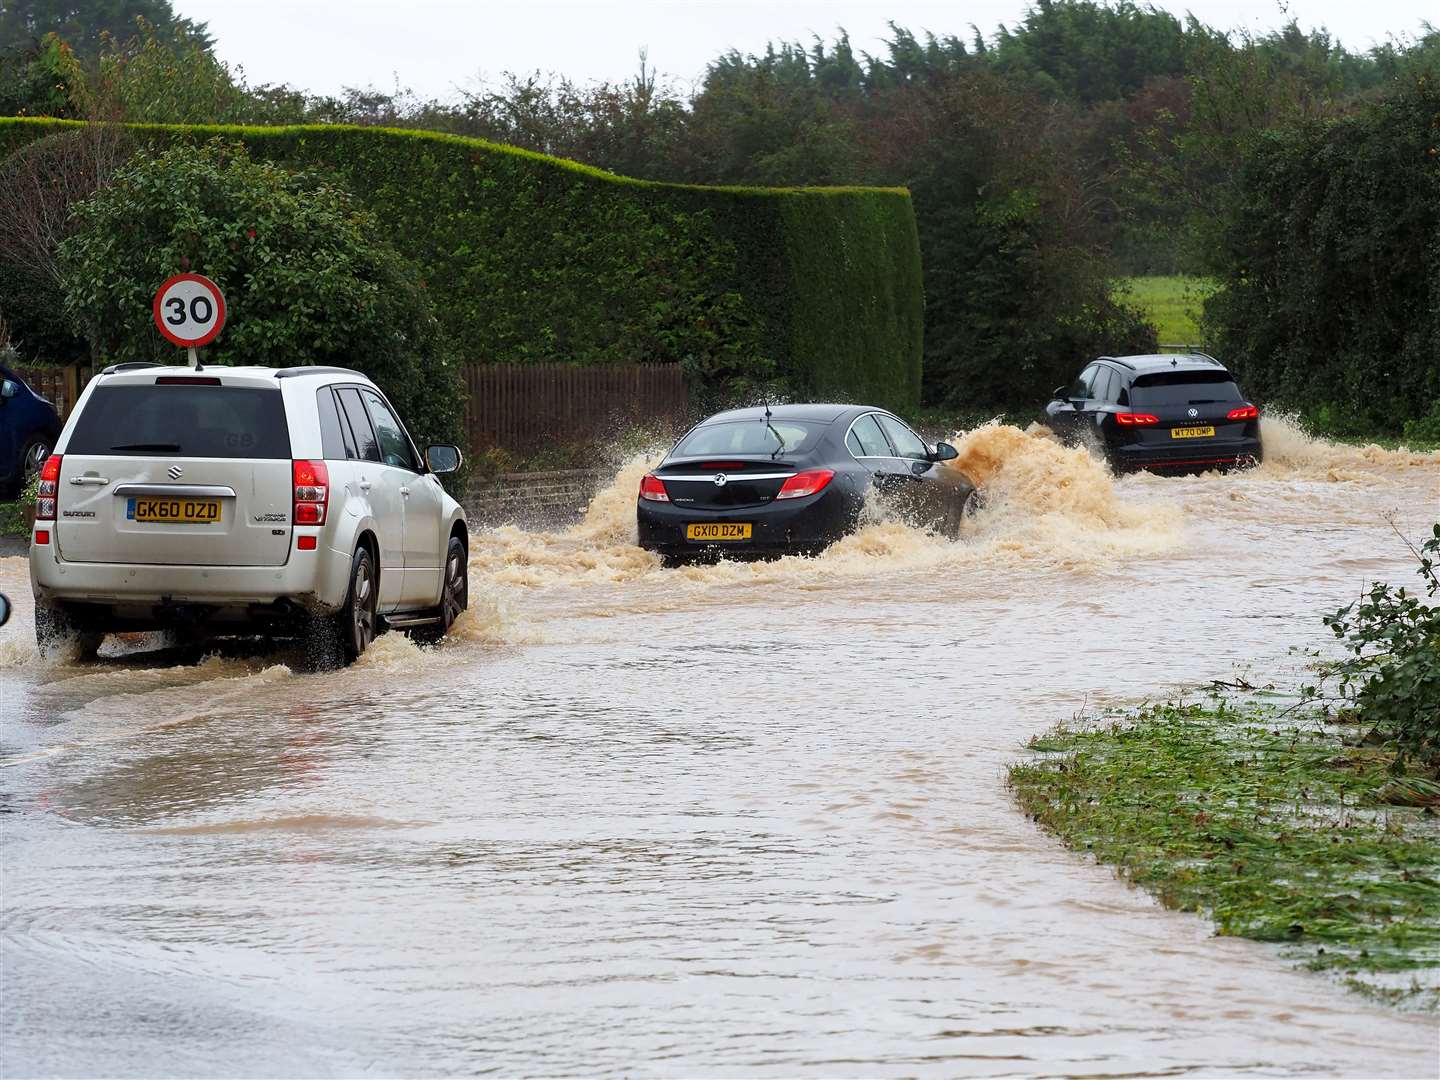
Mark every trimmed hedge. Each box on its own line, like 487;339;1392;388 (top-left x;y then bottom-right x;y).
0;118;924;413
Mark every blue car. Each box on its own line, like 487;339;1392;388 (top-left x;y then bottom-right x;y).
0;364;62;498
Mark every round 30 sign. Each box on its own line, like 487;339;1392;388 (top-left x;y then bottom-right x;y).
152;273;226;348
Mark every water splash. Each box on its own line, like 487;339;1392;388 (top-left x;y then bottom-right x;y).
1254;413;1439;481
461;424;1186;593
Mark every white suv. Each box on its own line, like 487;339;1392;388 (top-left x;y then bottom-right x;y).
29;364;468;663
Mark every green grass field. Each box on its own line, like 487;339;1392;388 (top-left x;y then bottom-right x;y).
1119;275;1216;347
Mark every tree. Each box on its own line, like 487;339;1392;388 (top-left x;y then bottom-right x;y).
0;0;211;58
0;31;83;115
57;140;463;447
990;0;1189;103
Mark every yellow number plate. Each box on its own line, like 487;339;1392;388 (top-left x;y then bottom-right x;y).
128;497;221;523
1171;426;1215;440
686;523;752;541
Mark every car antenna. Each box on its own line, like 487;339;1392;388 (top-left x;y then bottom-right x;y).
763;399;785;459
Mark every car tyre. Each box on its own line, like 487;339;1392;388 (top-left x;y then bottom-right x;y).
35;603;102;661
336;545;377;664
940;488;981;539
412;536;467;645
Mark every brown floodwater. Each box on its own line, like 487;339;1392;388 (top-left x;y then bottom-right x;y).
2;418;1438;1078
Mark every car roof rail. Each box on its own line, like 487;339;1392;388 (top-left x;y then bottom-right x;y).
1097;355;1136;370
99;361;164;375
272;366;365;380
1158;345;1224;366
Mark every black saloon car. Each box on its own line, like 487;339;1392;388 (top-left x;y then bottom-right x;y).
637;403;978;563
1044;353;1263;473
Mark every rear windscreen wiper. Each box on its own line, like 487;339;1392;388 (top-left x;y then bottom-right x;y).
110;442;181;452
763;402;785;459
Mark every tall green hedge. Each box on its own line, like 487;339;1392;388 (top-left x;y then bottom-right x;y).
1203;77;1440;435
0;119;924;413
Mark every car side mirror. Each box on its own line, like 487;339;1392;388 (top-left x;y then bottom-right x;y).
0;594;9;628
0;380;16;400
425;444;462;475
930;441;959;462
1051;386;1067;401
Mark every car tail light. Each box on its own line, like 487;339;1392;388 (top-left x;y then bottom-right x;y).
35;454;61;521
297;534;317;551
1115;413;1159;426
293;459;329;525
775;469;834;500
34;529;50;545
155;376;222;385
639;473;669;502
1227;404;1259;420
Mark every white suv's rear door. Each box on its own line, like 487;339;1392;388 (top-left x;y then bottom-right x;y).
54;373;293;567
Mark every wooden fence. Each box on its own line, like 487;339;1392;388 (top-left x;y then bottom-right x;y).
7;361;690;456
9;364;88;419
463;363;688;455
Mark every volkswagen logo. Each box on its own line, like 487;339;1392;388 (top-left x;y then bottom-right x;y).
713;473;728;487
1187;408;1199;419
167;465;184;480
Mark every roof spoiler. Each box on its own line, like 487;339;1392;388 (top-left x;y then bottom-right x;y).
1157;345;1223;366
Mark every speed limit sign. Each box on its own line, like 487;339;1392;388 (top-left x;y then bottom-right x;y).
153;273;226;348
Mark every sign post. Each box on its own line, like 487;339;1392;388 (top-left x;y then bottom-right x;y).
153;273;226;367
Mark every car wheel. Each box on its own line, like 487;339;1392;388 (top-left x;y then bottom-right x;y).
34;604;102;661
940;488;980;539
21;437;51;486
336;545;377;663
412;536;467;644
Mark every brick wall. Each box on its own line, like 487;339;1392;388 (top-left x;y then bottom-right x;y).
463;469;609;529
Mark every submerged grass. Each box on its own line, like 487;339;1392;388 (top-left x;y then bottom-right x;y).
1009;700;1440;1008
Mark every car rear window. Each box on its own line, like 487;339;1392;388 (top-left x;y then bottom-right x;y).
1129;370;1242;407
67;384;292;458
674;419;824;457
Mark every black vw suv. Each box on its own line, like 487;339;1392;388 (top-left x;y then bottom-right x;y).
1044;353;1263;474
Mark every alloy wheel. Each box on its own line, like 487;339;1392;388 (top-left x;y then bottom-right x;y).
441;547;467;628
22;440;50;482
351;554;375;654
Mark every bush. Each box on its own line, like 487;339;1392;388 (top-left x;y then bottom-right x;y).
1204;75;1440;433
1402;401;1440;446
1313;524;1440;772
57;140;462;448
0;118;925;413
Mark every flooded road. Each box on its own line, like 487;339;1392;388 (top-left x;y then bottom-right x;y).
2;419;1438;1078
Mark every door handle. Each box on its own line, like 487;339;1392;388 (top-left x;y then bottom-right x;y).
400;487;411;498
358;480;372;492
68;476;110;486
